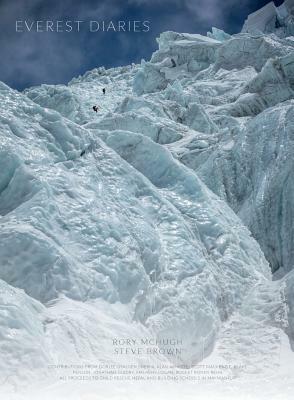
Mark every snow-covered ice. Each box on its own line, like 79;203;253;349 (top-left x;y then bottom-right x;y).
1;1;294;399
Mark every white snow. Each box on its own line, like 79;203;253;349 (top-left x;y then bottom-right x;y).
1;1;294;399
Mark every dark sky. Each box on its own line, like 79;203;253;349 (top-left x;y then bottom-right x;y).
0;0;284;90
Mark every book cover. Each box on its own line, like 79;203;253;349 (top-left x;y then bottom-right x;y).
0;0;294;399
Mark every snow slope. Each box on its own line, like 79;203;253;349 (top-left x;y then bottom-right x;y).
1;0;294;398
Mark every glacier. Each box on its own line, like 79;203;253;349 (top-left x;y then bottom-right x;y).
1;1;294;399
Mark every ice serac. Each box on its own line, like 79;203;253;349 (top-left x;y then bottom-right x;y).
0;79;270;378
242;0;294;37
242;1;277;34
133;32;221;95
198;101;294;275
126;0;294;280
1;0;294;397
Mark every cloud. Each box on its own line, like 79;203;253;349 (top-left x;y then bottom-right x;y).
0;0;270;90
0;0;123;89
128;0;253;24
1;33;85;88
185;0;247;25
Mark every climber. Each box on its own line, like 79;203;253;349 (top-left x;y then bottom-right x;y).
93;105;99;113
171;58;176;68
102;88;106;94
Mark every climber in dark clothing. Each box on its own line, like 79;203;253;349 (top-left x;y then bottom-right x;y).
93;105;99;113
171;58;176;67
102;88;106;94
